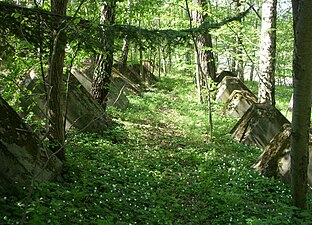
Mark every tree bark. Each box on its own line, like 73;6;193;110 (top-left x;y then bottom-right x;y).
91;1;116;109
194;51;202;102
291;0;312;209
119;38;130;68
192;0;217;102
258;0;277;105
47;0;68;161
233;0;244;81
118;0;131;68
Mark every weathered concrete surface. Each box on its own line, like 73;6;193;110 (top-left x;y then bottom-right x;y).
128;63;159;85
107;77;129;110
142;60;162;75
66;74;111;133
19;61;156;133
109;67;141;107
253;124;312;186
231;103;290;148
71;67;129;109
215;76;253;103
0;96;62;192
17;76;47;121
71;66;142;109
18;75;110;133
70;67;92;92
224;90;257;117
215;70;237;83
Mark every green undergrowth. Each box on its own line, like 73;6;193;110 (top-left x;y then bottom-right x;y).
1;74;312;224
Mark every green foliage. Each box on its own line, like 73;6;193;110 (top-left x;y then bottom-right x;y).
0;0;306;224
0;35;39;107
1;73;311;225
275;7;293;80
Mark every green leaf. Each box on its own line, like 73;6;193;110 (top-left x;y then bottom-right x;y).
73;18;81;25
12;12;21;19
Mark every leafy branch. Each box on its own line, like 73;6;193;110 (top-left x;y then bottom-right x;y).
0;1;251;51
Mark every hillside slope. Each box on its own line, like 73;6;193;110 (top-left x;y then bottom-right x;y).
1;74;311;224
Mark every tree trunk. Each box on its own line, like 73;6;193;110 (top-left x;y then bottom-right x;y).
119;38;130;68
158;45;161;79
91;1;116;109
118;0;130;68
236;36;244;81
192;0;217;102
249;62;255;81
161;48;167;75
194;51;202;102
290;0;312;209
47;0;68;161
258;0;277;105
233;0;244;81
139;44;145;82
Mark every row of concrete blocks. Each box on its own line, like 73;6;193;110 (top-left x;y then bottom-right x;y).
0;62;158;192
215;75;311;186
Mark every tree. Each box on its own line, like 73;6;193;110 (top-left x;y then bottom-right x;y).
118;0;131;68
232;0;244;81
91;0;116;109
47;0;68;161
290;0;312;209
191;0;216;102
258;0;277;105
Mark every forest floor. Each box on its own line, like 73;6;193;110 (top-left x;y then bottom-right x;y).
1;73;311;224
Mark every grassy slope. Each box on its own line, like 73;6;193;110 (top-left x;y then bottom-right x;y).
1;74;311;224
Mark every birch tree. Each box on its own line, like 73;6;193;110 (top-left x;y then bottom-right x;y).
258;0;277;105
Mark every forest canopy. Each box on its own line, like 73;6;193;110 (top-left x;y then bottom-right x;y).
0;1;251;51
